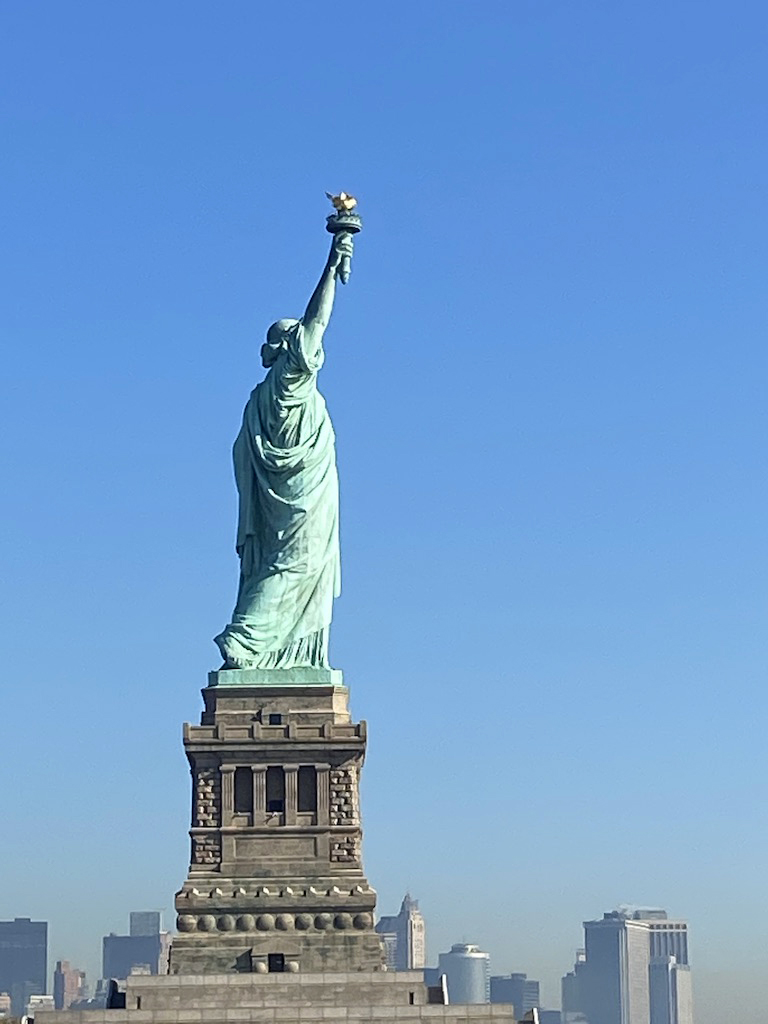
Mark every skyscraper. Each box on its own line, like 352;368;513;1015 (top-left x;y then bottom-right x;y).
490;973;540;1014
103;912;168;980
578;909;692;1024
374;894;426;970
378;933;399;971
130;912;161;938
561;949;588;1024
437;944;490;1004
0;917;48;1016
648;957;693;1024
53;961;87;1010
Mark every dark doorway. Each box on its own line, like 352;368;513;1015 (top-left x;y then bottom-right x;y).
268;953;285;973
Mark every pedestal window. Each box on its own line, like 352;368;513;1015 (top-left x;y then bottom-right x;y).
266;766;285;813
234;767;253;814
298;765;317;812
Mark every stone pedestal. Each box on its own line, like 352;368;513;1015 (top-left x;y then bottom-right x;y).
170;668;383;975
33;667;519;1024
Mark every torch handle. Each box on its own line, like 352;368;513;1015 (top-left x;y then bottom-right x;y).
331;229;353;285
326;212;361;285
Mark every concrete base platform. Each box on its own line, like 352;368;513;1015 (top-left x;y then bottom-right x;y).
35;972;518;1024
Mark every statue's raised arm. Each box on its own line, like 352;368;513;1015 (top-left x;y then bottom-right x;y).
213;194;362;672
301;231;355;354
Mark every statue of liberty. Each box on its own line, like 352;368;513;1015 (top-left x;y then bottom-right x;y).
214;196;360;670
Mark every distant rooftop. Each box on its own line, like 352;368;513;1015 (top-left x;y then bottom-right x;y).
603;907;669;921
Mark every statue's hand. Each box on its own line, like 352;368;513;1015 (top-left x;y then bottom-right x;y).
330;232;354;270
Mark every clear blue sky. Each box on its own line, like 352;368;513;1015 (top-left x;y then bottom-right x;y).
1;3;766;1020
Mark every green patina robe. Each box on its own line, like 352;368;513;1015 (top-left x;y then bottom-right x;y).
214;322;340;669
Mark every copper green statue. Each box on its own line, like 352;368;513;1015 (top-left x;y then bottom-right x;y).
214;195;362;669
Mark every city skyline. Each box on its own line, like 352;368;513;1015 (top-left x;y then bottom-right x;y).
0;901;693;1019
2;2;767;1021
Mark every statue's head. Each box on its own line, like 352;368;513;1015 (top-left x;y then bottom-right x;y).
261;318;299;367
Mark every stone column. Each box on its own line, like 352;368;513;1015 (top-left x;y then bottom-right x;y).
284;766;298;825
317;765;330;826
220;765;235;827
252;766;266;826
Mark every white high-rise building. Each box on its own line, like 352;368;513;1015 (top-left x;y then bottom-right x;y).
579;909;692;1024
375;893;426;970
649;957;693;1024
437;944;490;1004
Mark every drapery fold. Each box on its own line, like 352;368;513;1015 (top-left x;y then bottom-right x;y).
214;323;340;669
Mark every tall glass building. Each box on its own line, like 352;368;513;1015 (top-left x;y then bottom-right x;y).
490;973;540;1014
0;917;48;1016
649;956;693;1024
579;909;692;1024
